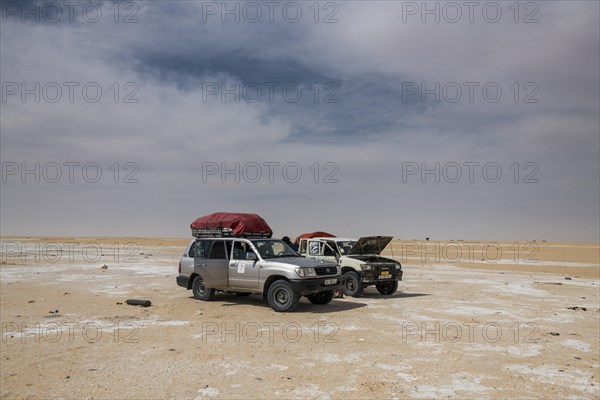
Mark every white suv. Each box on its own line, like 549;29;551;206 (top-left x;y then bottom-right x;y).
298;236;402;297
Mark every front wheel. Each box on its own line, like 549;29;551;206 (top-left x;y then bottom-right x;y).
192;276;215;301
267;280;300;312
376;280;398;295
342;271;364;297
306;290;335;305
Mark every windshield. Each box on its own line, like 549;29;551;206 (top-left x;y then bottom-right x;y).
336;241;357;255
252;239;299;259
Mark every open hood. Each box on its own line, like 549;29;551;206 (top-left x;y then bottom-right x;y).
348;236;393;256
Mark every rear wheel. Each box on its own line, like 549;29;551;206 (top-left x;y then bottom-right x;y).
376;280;398;295
192;276;215;301
342;271;364;297
306;290;335;305
267;280;300;312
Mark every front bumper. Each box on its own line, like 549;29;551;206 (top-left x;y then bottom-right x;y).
289;276;343;296
361;269;402;284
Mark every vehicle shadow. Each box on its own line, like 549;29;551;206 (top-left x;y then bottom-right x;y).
357;291;431;299
296;300;368;313
198;294;368;313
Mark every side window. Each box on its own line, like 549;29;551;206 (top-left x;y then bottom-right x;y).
188;241;196;258
208;241;228;260
232;241;250;260
309;241;319;256
299;240;307;254
323;241;336;256
195;240;207;258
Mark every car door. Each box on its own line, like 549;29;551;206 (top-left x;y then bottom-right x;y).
319;240;339;263
308;240;337;263
228;239;260;290
180;239;195;275
195;239;229;289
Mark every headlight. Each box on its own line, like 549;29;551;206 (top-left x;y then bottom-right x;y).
360;264;372;271
295;267;316;277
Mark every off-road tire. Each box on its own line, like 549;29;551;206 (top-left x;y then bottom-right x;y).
342;271;364;297
376;280;398;295
192;276;215;301
267;280;300;312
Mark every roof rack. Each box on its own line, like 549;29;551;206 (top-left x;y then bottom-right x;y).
192;228;272;238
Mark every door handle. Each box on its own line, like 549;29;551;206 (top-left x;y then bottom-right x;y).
230;263;238;267
198;263;206;267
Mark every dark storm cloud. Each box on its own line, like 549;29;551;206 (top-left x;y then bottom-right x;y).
1;0;598;240
134;51;335;90
131;44;425;141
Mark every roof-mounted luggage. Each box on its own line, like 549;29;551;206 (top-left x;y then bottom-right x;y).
190;212;273;238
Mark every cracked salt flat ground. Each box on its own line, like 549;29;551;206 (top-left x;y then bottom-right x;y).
1;240;598;398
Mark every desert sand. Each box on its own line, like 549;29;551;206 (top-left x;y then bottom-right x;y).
1;237;598;399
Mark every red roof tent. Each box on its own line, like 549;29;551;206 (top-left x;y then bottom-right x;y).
190;212;273;238
294;231;336;245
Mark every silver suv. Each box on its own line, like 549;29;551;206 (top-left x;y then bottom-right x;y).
177;237;342;312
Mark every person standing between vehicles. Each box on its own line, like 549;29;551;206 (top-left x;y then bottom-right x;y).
282;236;299;252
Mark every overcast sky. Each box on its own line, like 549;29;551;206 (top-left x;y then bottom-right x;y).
1;0;599;241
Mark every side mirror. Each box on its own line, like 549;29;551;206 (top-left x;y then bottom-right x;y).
246;252;257;261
